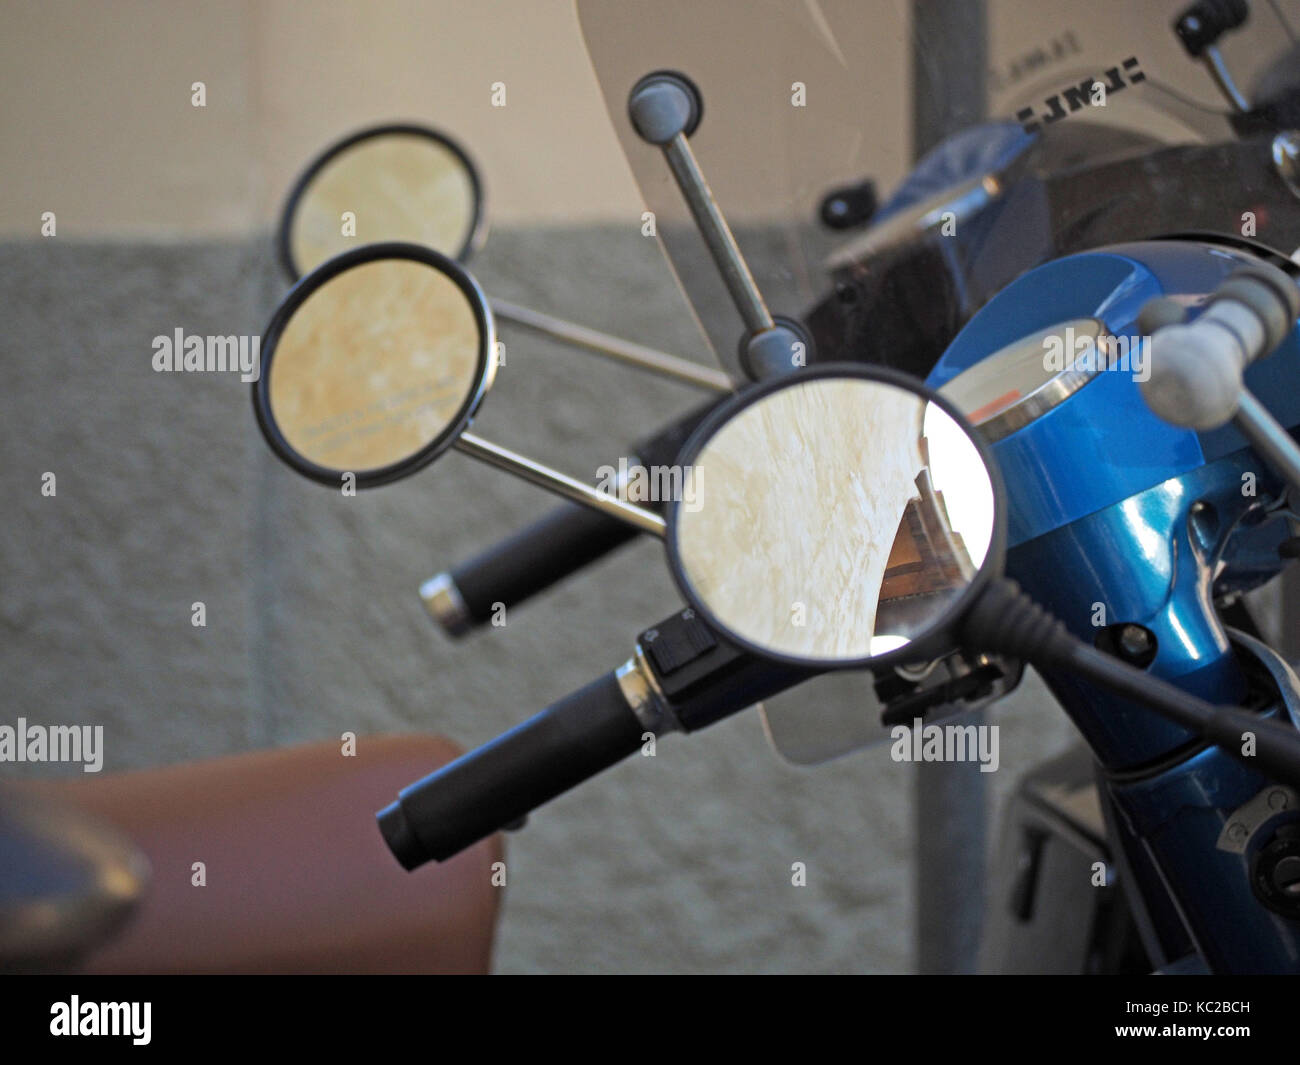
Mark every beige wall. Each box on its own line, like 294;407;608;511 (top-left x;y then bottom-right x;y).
0;0;918;240
0;0;650;238
2;0;1296;240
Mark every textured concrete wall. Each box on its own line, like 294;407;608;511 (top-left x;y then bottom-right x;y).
0;228;1083;972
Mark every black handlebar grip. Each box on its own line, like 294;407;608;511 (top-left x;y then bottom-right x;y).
378;671;644;868
436;502;641;630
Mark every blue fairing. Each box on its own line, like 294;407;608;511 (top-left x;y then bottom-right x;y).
927;242;1300;548
923;240;1300;971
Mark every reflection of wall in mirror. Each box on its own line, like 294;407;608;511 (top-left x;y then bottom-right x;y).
269;259;482;473
921;402;995;567
673;380;928;661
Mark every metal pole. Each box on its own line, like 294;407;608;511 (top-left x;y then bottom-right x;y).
911;0;989;976
662;132;776;336
1234;391;1300;498
491;297;733;393
454;432;666;537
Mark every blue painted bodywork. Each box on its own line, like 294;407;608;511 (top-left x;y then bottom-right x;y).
924;240;1300;971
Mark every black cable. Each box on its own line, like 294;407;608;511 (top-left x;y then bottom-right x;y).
964;579;1300;790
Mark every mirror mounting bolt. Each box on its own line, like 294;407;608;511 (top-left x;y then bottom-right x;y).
740;318;814;380
628;71;702;145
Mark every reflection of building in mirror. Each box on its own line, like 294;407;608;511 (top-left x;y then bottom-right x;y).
875;439;975;646
870;399;995;649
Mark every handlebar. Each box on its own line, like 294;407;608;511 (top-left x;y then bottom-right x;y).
380;605;811;869
377;669;647;868
1139;261;1300;430
1139;260;1300;494
422;504;641;632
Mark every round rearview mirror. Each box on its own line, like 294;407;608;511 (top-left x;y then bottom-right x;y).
253;243;495;488
279;124;485;281
666;365;1004;669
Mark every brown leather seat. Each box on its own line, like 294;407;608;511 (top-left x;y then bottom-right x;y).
17;734;503;973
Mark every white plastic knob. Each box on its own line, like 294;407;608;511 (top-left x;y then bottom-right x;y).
1139;322;1244;430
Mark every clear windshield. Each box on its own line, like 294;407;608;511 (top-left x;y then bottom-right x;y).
577;0;1300;761
578;0;1293;370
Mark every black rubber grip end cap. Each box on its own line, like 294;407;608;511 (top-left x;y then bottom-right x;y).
377;800;421;871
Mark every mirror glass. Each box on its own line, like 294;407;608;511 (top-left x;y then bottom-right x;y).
259;250;492;482
283;127;481;278
669;372;995;667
